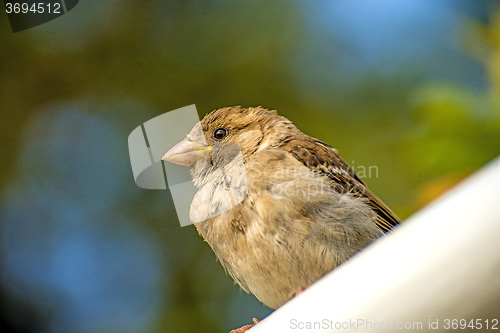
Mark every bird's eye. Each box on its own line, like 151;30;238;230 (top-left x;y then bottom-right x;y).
213;128;228;140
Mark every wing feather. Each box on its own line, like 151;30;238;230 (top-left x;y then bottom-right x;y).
281;137;400;232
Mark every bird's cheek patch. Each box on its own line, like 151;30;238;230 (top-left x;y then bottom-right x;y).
189;147;249;223
237;129;263;148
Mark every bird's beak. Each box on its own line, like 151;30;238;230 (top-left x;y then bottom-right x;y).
162;138;211;167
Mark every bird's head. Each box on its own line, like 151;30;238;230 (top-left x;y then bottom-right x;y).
162;106;297;185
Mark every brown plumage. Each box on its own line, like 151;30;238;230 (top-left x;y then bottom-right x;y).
163;106;400;311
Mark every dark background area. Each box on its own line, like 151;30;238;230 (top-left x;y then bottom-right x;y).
1;1;500;332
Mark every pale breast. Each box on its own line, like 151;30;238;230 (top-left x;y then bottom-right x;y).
195;149;383;309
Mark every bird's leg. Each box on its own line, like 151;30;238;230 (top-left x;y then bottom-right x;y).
288;285;309;299
229;318;260;333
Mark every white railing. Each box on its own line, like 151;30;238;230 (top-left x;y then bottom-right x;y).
250;156;500;333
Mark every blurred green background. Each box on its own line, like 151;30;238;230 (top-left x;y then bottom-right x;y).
1;1;500;332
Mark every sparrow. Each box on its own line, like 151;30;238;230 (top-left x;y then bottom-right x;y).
162;106;400;331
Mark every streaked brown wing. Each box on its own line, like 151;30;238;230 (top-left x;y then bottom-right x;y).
282;136;400;233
